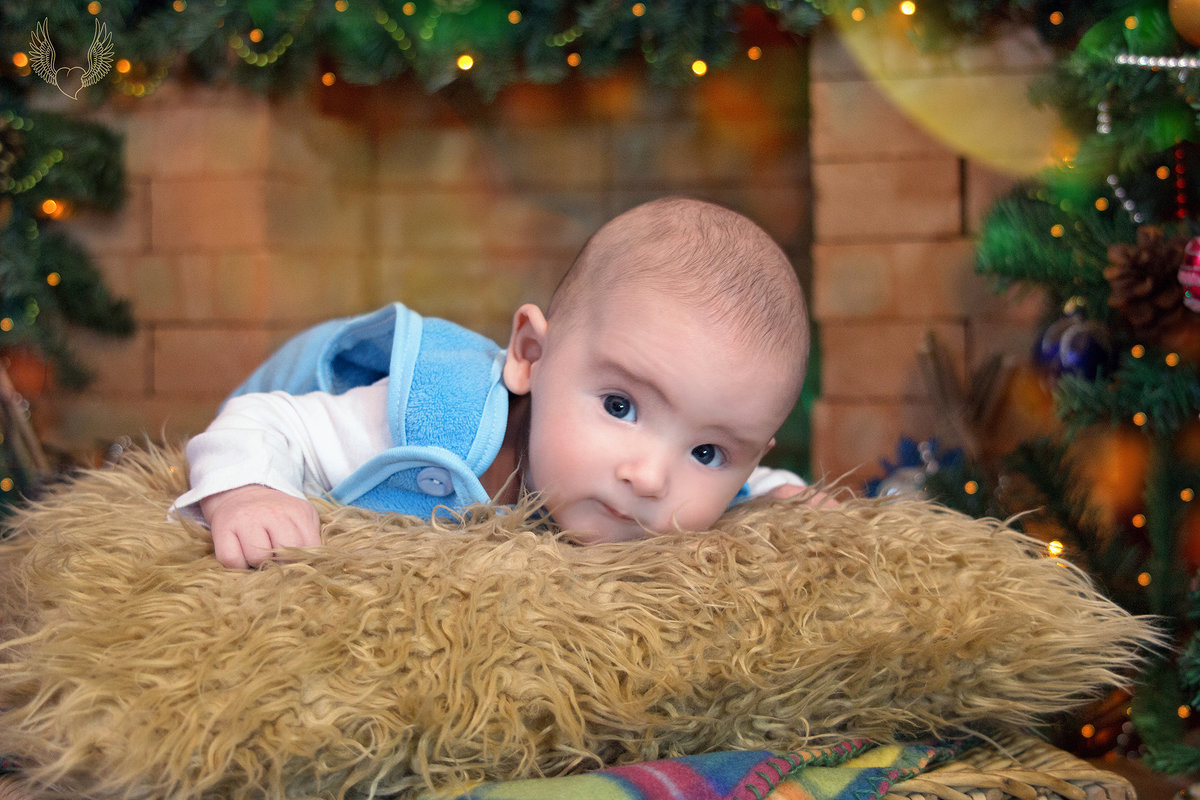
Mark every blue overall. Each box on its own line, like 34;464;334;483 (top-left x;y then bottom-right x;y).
230;303;510;519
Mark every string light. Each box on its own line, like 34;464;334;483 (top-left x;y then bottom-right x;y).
1181;706;1192;719
1050;223;1065;237
1124;15;1138;30
747;46;762;60
1047;540;1065;557
1138;572;1152;586
1132;513;1147;528
963;481;979;495
11;52;28;68
335;0;349;10
456;54;474;70
632;3;646;16
1081;723;1096;738
0;318;12;332
173;0;186;10
45;272;60;287
116;59;131;74
899;1;916;15
88;1;102;13
508;10;521;23
321;72;336;86
691;59;708;76
1133;411;1147;427
1049;11;1063;25
851;7;866;21
1182;488;1195;502
566;52;581;67
0;478;13;492
1166;352;1181;367
1131;344;1145;358
402;2;415;14
1095;197;1108;211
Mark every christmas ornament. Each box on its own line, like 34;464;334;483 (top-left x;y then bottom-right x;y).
1106;226;1189;339
1036;312;1114;379
1181;237;1200;313
1171;0;1200;47
866;438;960;499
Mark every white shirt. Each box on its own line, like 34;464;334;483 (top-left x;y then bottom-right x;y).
174;378;805;518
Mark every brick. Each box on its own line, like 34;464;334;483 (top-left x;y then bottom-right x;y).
810;398;940;486
151;177;267;251
65;328;152;398
67;177;152;256
814;239;985;320
128;97;272;179
152;326;274;398
377;127;500;188
820;319;967;400
264;180;371;251
487;125;611;190
127;254;178;322
267;100;373;184
39;394;221;454
211;251;272;321
813;158;960;242
811;80;944;161
260;252;371;322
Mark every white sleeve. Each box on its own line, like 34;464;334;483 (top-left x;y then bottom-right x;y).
745;465;807;497
172;378;392;519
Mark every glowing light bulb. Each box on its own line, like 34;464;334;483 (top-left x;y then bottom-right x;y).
321;72;336;86
900;1;916;15
1138;572;1151;586
851;7;866;21
747;46;762;60
1047;540;1064;557
45;272;61;287
691;59;708;76
632;3;646;16
1049;11;1063;25
1183;488;1195;502
456;54;474;70
1131;344;1145;358
12;52;28;68
1133;412;1147;427
1050;224;1065;237
508;10;521;23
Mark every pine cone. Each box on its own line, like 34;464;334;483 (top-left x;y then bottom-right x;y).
1104;226;1188;339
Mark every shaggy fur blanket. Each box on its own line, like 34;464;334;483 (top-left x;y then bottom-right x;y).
0;445;1159;800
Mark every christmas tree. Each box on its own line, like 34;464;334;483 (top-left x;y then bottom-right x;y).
901;0;1200;773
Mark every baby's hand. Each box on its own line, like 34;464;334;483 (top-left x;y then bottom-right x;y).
200;485;321;569
769;483;840;508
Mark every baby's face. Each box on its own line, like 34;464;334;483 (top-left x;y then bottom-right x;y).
513;290;795;545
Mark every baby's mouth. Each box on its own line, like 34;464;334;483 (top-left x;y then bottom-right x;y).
600;501;634;522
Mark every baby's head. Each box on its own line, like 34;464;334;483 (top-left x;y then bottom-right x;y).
503;197;808;544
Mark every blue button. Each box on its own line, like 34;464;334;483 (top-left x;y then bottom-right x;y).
416;466;454;497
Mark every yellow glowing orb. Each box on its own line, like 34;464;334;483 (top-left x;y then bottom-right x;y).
829;8;1070;176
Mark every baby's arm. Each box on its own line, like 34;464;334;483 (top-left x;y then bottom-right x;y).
746;466;839;507
174;380;392;568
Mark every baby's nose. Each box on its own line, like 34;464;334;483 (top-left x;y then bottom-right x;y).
616;452;668;498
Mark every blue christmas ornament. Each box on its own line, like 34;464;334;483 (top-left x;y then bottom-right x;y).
1035;313;1113;379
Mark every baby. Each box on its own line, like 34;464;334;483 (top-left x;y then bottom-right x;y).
174;197;812;567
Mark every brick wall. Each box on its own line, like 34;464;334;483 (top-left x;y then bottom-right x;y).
40;21;1054;487
808;22;1057;482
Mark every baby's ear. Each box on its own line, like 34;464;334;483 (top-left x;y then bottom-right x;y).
502;304;548;395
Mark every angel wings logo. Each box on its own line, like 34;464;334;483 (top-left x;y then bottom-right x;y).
29;18;114;100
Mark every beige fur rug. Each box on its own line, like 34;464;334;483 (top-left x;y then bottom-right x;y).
0;445;1160;800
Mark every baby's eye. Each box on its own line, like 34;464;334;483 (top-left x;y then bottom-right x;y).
603;394;636;421
691;444;725;467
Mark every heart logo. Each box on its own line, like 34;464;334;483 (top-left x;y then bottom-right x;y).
54;66;85;99
28;18;113;101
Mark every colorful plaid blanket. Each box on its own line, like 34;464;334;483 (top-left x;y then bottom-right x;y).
447;739;969;800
